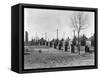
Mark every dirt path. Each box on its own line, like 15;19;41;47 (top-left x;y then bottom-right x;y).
24;51;94;69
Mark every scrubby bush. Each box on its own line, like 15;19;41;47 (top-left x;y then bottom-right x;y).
80;34;87;46
38;50;42;53
72;36;77;46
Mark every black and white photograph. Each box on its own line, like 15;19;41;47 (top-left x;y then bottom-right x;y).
24;8;95;69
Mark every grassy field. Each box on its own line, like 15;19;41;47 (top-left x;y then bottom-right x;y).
24;46;94;69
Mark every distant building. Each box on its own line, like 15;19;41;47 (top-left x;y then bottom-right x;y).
24;31;29;46
25;31;28;43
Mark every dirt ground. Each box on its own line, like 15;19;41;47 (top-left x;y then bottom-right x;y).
24;46;94;69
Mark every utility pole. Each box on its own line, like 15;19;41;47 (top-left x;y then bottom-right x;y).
35;32;39;41
57;28;58;40
45;32;47;41
63;32;66;40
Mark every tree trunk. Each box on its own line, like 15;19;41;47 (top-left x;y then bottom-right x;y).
77;31;80;55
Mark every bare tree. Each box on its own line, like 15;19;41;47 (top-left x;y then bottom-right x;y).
70;12;89;54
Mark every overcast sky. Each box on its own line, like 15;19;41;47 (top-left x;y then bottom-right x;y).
24;8;94;41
